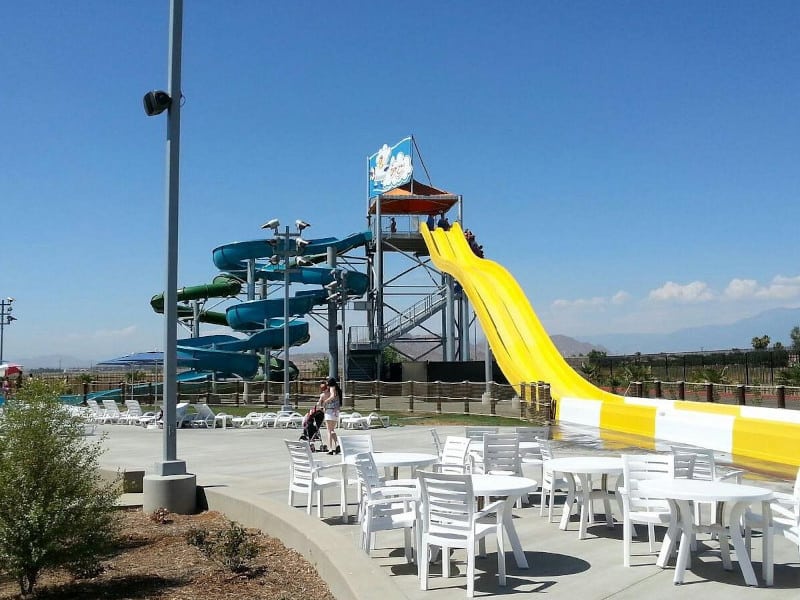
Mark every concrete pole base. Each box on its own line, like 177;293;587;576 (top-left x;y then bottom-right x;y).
510;396;521;411
481;392;492;406
143;473;197;514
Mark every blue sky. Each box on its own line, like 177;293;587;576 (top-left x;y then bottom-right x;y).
2;1;799;363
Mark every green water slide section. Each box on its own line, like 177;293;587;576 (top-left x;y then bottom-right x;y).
150;274;241;326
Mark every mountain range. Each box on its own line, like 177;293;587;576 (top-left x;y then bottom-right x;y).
581;307;800;355
12;307;799;369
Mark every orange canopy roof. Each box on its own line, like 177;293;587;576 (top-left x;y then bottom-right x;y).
369;180;459;215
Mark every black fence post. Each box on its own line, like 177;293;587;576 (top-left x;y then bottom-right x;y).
375;380;381;411
736;384;746;406
82;382;88;405
436;381;442;415
654;380;662;399
235;379;240;406
705;382;714;403
678;380;685;400
463;381;470;414
206;375;212;403
777;385;786;409
490;383;497;416
408;380;414;413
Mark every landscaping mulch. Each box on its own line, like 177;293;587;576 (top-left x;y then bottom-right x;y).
0;509;336;600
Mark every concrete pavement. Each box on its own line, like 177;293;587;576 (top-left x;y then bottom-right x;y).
97;422;800;599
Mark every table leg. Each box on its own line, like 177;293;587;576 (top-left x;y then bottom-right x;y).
671;500;694;584
339;463;349;521
762;501;773;586
577;474;591;540
656;502;679;568
503;494;529;568
728;501;758;586
601;473;614;528
559;473;577;531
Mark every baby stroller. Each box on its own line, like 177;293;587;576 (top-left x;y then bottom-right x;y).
300;405;326;452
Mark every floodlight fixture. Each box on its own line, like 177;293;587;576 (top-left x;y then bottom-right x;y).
261;218;280;231
295;219;311;231
143;90;172;116
295;238;310;251
268;255;281;266
296;257;313;266
266;238;279;247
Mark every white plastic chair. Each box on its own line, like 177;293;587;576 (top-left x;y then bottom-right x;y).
365;412;390;428
120;399;144;425
670;446;744;531
482;432;524;507
341;411;368;429
438;436;472;474
275;410;303;428
537;438;571;521
101;399;122;423
746;467;800;558
191;403;218;428
619;453;676;567
353;452;418;561
417;470;506;597
284;440;339;517
338;434;375;515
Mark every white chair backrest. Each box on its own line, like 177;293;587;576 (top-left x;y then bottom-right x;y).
339;434;374;461
285;440;314;487
537;437;557;461
514;426;549;442
430;428;443;456
464;426;498;441
195;403;215;420
353;452;384;494
102;399;121;414
418;470;475;535
669;447;697;479
793;468;800;501
482;432;521;475
86;399;102;415
440;436;471;473
621;454;674;512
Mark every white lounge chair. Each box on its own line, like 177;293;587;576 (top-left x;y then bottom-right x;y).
101;399;123;423
340;412;368;429
275;410;303;428
364;412;390;428
232;411;266;428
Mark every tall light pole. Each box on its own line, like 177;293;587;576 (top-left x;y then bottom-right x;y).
141;0;196;515
0;297;17;364
262;219;310;409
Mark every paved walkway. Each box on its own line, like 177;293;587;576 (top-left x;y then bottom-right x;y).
97;423;800;599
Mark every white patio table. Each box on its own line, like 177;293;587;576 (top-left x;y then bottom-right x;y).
470;474;539;568
638;478;774;587
339;451;437;519
545;456;624;539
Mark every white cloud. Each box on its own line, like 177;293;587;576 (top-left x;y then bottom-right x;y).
552;296;607;309
723;275;800;301
723;278;759;299
648;281;713;303
611;290;631;305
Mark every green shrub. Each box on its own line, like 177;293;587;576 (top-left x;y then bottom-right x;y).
0;379;121;595
186;521;259;573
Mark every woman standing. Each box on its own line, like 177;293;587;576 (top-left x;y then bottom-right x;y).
322;377;342;455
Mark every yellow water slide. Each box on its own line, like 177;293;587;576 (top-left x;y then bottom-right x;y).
420;223;800;469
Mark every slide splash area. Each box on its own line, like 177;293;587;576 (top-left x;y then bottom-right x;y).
151;231;371;379
421;223;800;469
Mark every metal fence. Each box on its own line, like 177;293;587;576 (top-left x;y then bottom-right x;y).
41;371;800;415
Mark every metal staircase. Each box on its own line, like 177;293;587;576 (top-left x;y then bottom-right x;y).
349;288;446;351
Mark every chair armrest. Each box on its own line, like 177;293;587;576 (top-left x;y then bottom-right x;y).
717;469;744;483
365;495;416;509
770;500;799;522
384;478;419;489
475;499;505;520
313;463;342;475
